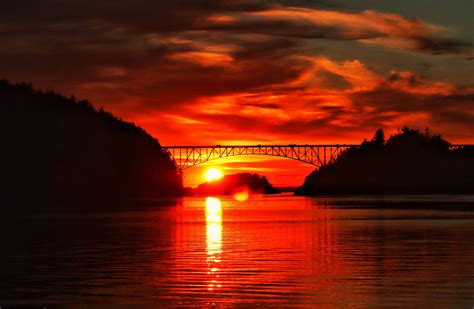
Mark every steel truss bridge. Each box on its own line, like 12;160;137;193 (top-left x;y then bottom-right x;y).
163;144;472;170
163;144;351;170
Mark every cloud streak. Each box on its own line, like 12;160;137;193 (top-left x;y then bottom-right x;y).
203;6;472;55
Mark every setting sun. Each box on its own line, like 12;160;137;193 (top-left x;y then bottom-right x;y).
205;168;223;182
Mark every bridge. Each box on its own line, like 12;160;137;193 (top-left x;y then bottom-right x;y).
164;144;355;170
163;144;472;170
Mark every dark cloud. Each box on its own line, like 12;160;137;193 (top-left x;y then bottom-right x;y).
0;0;267;31
387;71;418;85
203;17;381;41
231;37;303;60
318;70;352;90
410;36;472;55
239;102;281;109
352;87;474;128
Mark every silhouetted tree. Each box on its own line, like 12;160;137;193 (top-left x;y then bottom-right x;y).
372;129;385;145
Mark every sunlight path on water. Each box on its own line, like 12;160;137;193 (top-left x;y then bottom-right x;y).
205;197;222;291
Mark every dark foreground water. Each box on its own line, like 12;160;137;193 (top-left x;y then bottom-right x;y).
1;194;473;307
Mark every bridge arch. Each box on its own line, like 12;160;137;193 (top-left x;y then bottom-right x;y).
163;145;357;170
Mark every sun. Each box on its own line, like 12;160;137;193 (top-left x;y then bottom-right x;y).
205;168;223;182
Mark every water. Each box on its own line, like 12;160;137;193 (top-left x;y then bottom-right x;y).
1;194;473;306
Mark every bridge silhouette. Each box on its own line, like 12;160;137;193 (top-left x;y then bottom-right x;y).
163;144;472;170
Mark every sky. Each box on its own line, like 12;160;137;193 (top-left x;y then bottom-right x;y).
1;0;473;186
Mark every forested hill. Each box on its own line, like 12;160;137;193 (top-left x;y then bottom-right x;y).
0;80;182;209
295;128;474;195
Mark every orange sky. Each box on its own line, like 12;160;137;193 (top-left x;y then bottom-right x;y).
1;1;473;186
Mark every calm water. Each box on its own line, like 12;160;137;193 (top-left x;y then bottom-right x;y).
1;194;474;307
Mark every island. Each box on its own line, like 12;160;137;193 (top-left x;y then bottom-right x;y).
0;80;182;210
295;127;474;195
187;172;280;197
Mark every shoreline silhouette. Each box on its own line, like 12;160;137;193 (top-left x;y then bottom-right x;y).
1;80;182;211
186;172;280;197
295;128;474;195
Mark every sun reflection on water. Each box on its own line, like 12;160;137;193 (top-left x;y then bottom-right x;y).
205;197;222;291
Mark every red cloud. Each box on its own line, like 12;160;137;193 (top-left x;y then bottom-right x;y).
146;56;473;147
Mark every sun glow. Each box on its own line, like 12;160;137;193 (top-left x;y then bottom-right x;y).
205;168;223;182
